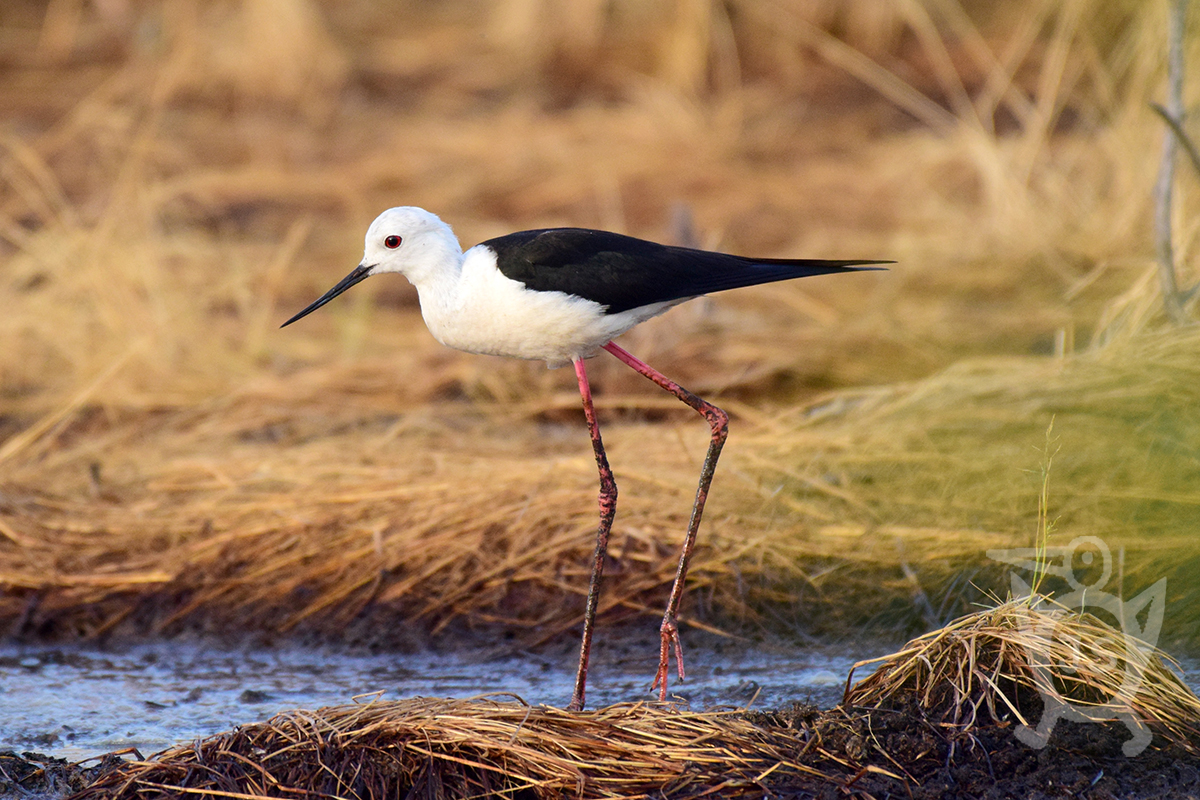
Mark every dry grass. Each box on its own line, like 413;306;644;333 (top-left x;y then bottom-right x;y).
846;598;1200;750
11;314;1196;645
71;696;828;799
2;0;1190;413
2;0;1200;646
732;321;1200;639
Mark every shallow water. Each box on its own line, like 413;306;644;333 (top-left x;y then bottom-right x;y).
0;640;868;762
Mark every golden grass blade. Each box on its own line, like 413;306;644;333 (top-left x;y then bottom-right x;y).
0;343;141;467
746;0;958;133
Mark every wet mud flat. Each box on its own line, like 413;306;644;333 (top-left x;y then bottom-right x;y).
4;698;1199;800
0;636;857;759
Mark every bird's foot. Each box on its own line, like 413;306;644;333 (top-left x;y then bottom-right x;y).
650;615;686;701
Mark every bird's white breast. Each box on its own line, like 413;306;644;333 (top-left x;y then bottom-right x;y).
417;245;680;367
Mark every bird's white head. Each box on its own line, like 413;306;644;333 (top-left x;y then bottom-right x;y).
362;206;462;280
281;206;463;328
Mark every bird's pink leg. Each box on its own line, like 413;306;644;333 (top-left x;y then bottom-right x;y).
601;341;729;701
568;356;617;712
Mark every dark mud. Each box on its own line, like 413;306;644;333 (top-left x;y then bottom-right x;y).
0;751;122;799
752;702;1200;799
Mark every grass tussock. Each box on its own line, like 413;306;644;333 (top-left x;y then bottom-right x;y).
71;696;824;800
733;322;1200;639
846;598;1200;751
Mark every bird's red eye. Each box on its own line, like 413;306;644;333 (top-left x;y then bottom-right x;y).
384;235;402;249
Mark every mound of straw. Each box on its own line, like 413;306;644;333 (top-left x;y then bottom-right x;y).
71;696;826;800
845;598;1200;752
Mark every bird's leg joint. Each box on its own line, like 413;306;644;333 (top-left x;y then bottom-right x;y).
705;404;729;441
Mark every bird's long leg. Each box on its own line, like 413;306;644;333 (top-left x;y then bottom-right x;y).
601;342;729;701
568;356;618;712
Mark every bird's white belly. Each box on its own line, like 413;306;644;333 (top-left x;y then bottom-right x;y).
419;260;679;366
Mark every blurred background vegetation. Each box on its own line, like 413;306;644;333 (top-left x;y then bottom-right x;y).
0;0;1198;652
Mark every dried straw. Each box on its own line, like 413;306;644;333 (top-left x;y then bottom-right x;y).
845;598;1200;750
72;696;826;800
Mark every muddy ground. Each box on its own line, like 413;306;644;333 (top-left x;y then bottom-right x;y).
755;703;1200;800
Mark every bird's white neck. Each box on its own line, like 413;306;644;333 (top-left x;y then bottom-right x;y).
395;234;469;350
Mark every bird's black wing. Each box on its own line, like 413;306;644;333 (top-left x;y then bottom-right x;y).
482;228;887;315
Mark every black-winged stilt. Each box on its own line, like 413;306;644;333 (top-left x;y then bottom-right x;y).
282;207;887;711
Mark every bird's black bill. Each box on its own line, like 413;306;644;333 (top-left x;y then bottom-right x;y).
281;264;374;327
